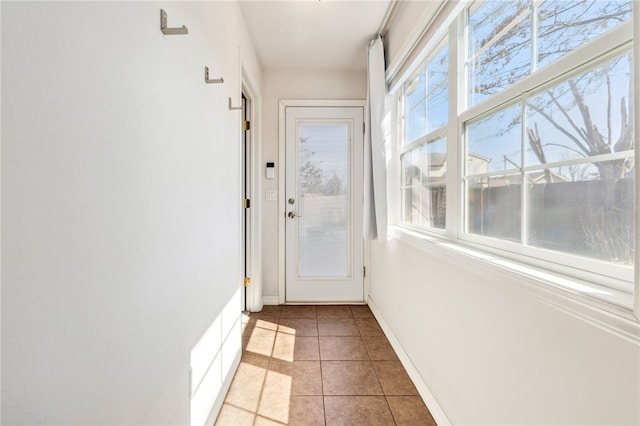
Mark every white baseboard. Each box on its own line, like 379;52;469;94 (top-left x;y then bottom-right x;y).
204;350;241;426
367;296;452;426
263;296;279;305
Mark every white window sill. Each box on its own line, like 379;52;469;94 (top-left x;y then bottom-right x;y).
387;226;640;344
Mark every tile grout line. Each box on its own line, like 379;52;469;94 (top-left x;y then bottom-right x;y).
359;308;398;426
315;309;329;426
370;357;399;425
251;310;281;426
311;307;326;425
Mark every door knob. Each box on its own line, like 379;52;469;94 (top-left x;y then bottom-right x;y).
288;211;302;219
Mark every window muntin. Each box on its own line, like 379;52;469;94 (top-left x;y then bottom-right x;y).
467;0;633;108
463;50;635;266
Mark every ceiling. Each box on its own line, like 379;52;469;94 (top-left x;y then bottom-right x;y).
239;0;393;72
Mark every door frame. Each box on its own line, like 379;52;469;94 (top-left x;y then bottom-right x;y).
241;92;251;311
241;69;263;313
278;99;366;304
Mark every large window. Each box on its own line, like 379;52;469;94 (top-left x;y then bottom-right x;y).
398;0;635;296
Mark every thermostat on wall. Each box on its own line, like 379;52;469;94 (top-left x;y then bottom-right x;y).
266;162;275;179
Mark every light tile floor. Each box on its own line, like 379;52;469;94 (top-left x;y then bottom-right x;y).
214;305;437;426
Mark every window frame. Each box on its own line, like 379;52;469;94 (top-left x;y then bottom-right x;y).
399;37;450;232
394;0;636;311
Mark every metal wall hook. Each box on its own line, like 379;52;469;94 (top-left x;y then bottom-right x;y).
228;97;242;110
160;9;188;35
205;67;224;84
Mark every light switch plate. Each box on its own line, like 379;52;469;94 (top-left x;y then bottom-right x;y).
265;190;277;201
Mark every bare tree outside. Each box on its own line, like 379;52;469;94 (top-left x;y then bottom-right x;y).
465;0;634;264
558;153;598;182
299;136;347;197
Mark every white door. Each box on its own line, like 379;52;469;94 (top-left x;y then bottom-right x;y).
285;107;364;302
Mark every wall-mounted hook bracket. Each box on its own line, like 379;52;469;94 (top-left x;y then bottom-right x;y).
160;9;188;35
204;67;224;84
228;97;242;110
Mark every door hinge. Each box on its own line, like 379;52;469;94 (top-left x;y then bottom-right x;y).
243;198;251;209
244;277;251;287
363;266;366;278
243;120;251;131
363;122;366;135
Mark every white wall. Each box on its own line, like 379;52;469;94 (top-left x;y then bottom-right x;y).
260;70;366;301
384;0;435;68
1;2;261;424
370;238;639;425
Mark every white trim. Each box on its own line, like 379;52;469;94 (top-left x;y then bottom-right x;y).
235;92;244;316
399;127;449;155
377;0;399;36
367;296;452;426
0;3;3;411
363;241;370;302
241;66;263;313
448;20;462;241
280;100;366;108
262;296;279;306
278;102;287;305
386;93;401;227
634;2;640;319
203;350;241;426
462;150;634;179
278;99;366;305
389;226;640;344
458;232;634;290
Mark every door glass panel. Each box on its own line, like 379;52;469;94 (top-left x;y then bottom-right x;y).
297;123;351;278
